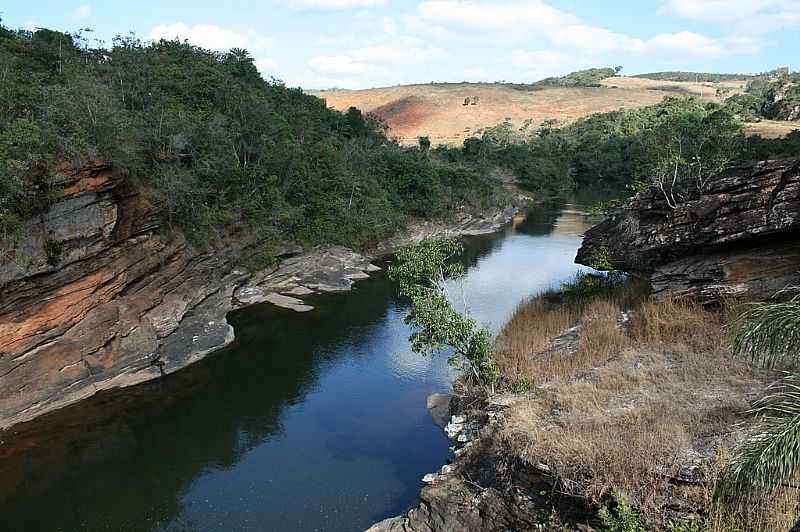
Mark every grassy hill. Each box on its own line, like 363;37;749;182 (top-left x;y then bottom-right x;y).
314;75;795;146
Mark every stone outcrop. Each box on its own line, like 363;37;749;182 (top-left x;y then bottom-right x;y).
0;163;385;429
576;158;800;301
0;162;517;430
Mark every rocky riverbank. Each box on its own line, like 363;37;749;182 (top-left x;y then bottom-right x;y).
369;158;800;532
0;160;521;430
369;296;773;531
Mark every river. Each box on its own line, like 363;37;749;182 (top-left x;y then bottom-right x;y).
0;202;597;532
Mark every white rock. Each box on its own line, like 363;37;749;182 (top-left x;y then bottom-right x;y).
444;422;464;438
440;464;455;475
421;473;438;483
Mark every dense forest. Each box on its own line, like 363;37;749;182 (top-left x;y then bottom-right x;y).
0;23;504;251
2;23;798;253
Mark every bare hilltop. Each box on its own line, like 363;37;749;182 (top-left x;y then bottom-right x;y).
314;76;797;146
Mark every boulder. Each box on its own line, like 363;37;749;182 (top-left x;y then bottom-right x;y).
576;158;800;301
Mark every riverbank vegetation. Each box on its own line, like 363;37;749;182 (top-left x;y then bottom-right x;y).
0;23;505;250
484;275;800;530
388;238;498;389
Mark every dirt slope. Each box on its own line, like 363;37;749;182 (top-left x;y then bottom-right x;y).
313;76;794;146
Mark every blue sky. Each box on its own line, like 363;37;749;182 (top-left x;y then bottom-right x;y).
2;1;799;89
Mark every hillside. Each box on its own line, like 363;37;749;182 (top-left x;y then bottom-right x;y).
314;76;796;146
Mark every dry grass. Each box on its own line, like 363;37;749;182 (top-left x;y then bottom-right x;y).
495;277;648;385
312;76;739;146
631;298;726;355
744;120;800;139
493;291;779;526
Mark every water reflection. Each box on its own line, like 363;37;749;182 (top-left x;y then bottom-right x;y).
0;203;599;532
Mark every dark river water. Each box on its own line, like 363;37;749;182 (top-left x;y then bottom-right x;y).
0;203;597;532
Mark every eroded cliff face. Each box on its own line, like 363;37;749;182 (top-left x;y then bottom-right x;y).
576;158;800;301
0;163;382;429
1;163;518;429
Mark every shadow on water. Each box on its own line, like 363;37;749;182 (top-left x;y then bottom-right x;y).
0;201;600;532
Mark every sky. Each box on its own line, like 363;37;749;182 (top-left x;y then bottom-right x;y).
2;0;799;89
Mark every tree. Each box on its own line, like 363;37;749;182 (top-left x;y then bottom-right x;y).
344;106;368;138
417;136;431;152
634;100;743;208
388;238;498;390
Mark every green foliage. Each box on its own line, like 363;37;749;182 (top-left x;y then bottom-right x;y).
721;290;800;507
417;136;431;152
532;67;618;88
599;491;647;532
0;23;503;250
724;93;765;121
741;130;800;162
509;375;532;393
732;288;800;368
242;243;278;273
589;245;615;271
740;70;800;121
436;96;747;198
587;198;624;216
560;271;625;302
666;520;703;532
388;239;498;388
633;72;754;82
718;373;800;504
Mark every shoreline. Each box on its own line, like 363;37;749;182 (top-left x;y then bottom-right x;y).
0;202;520;431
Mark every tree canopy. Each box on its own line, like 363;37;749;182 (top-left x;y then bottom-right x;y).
0;23;504;249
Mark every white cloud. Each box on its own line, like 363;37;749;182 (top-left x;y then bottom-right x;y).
553;25;644;53
73;4;91;18
352;42;447;65
460;67;490;80
510;49;582;80
510;49;574;69
309;55;375;76
279;0;386;9
645;31;725;58
417;0;577;35
148;23;272;51
255;58;280;74
382;16;399;34
663;0;800;32
663;0;796;22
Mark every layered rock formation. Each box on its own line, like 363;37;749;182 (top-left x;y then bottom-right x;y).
0;163;386;429
576;158;800;301
0;162;517;429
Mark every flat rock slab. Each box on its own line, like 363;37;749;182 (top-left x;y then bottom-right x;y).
282;285;314;296
263;293;314;312
426;393;452;428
